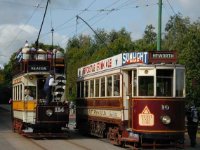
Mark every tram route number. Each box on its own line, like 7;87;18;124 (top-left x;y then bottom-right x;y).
55;107;65;113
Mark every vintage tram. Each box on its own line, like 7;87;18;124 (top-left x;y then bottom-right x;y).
12;45;69;137
76;51;185;148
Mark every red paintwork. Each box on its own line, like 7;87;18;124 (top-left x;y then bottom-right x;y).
132;98;185;133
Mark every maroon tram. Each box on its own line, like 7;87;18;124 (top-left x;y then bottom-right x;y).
76;51;185;148
12;45;69;137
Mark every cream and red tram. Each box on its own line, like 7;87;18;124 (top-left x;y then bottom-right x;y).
76;51;185;147
12;46;69;137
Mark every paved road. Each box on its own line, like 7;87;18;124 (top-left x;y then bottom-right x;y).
0;105;125;150
0;104;200;150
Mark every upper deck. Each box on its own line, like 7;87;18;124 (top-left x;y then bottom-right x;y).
13;46;65;77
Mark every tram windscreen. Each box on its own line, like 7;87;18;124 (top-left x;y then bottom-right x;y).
176;69;185;97
156;69;173;96
139;76;154;96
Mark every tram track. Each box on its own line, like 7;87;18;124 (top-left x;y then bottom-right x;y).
24;137;49;150
62;140;92;150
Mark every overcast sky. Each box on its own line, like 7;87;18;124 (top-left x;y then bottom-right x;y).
0;0;200;67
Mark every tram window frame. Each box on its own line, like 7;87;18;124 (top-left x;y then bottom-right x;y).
20;84;22;100
133;70;137;97
95;78;100;97
107;76;112;97
156;69;173;97
176;68;185;97
90;79;94;97
24;86;36;100
80;81;84;98
100;77;105;97
77;82;81;98
84;81;89;98
114;74;120;96
138;76;154;96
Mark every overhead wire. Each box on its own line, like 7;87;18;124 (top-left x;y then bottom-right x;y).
4;0;43;51
3;0;162;51
60;0;157;46
166;0;176;15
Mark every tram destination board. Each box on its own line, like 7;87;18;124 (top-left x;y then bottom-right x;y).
149;51;177;64
28;60;50;72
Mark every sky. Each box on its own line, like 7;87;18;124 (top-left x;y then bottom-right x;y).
0;0;200;68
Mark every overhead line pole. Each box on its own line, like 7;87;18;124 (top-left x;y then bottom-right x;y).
157;0;162;51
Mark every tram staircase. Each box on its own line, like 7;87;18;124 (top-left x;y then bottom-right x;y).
52;57;66;102
52;75;66;102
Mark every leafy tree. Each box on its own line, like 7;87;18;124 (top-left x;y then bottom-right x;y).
178;20;200;106
135;24;157;50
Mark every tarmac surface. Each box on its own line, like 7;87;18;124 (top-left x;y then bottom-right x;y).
1;104;200;149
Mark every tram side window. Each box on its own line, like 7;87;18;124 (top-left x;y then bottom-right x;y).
156;69;173;96
139;76;154;96
24;86;36;100
101;77;105;97
95;79;100;97
107;76;112;96
20;84;22;100
77;82;80;98
80;81;84;98
133;70;137;96
176;69;185;97
90;80;94;97
114;75;120;96
84;81;89;97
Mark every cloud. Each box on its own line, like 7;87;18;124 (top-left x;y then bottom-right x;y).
0;23;69;65
175;0;200;20
0;24;37;65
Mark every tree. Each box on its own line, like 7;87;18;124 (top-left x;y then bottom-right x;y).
135;24;157;50
178;20;200;106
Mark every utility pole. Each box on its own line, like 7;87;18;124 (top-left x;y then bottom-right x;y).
51;28;54;50
157;0;162;51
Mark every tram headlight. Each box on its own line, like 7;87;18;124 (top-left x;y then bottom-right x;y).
160;115;171;125
46;109;53;117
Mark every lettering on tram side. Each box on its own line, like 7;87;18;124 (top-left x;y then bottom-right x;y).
86;109;122;119
13;77;22;84
148;51;177;63
122;52;148;65
78;54;122;76
28;61;50;72
152;53;174;59
139;106;154;126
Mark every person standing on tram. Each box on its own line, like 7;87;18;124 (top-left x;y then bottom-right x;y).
43;70;57;104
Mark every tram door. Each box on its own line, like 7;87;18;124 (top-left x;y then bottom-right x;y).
37;77;46;100
123;70;133;128
127;71;133;128
123;70;137;128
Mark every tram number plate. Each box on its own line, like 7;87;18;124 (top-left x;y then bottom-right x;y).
55;107;65;113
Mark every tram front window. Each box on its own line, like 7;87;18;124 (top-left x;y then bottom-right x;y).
139;76;154;96
156;69;173;96
176;69;185;97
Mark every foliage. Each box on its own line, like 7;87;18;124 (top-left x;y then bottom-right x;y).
1;14;200;107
